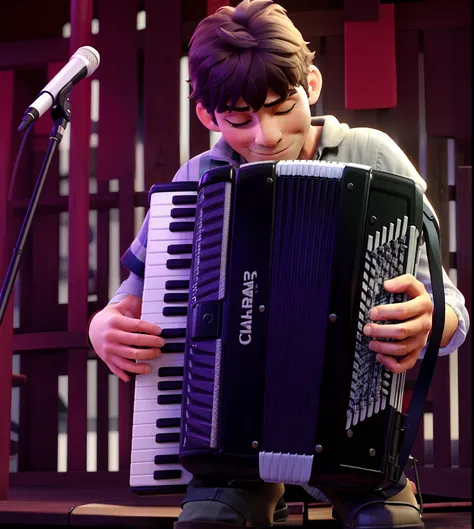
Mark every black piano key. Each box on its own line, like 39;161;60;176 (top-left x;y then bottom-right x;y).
165;280;189;290
171;207;196;218
154;469;182;481
160;328;186;339
164;293;189;303
170;221;195;232
155;454;180;465
156;417;181;428
158;380;183;391
168;244;193;255
162;342;185;354
159;366;184;377
173;195;197;205
156;432;180;443
163;306;188;317
158;394;182;405
167;258;192;270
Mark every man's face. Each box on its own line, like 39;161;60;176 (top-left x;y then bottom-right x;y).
213;86;314;163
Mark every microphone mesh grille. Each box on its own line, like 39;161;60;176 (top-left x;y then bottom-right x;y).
76;46;100;75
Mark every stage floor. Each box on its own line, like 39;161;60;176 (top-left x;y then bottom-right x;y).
0;486;471;528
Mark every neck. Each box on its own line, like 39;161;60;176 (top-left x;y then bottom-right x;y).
299;124;322;160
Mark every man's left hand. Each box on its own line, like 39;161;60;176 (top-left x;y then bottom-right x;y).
363;274;433;374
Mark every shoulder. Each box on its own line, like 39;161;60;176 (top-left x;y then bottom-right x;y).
172;146;236;183
172;150;213;183
338;126;427;193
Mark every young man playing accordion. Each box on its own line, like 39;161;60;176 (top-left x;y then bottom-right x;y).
88;1;469;527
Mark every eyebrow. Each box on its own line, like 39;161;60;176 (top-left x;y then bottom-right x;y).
221;88;298;112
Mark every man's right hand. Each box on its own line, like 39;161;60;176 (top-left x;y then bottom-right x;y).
88;295;164;382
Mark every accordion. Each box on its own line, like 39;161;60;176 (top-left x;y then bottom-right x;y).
130;160;425;494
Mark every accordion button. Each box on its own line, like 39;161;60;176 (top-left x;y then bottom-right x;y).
191;301;222;340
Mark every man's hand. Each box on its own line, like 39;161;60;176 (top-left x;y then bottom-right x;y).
363;274;433;374
88;295;164;382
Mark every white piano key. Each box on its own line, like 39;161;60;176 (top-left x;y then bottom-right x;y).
131;446;180;463
132;409;180;426
133;423;180;438
150;190;196;207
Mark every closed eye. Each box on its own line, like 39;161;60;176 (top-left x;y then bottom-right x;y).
225;119;252;128
275;103;296;115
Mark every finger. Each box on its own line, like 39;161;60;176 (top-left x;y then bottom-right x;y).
369;294;433;322
383;275;426;298
113;355;152;375
368;334;428;357
376;349;422;374
109;315;162;336
364;316;431;341
112;343;162;361
107;362;130;383
113;329;165;349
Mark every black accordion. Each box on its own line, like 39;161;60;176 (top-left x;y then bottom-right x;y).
130;159;429;495
178;160;425;491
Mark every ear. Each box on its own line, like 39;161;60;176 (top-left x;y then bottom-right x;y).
307;65;322;106
196;102;221;132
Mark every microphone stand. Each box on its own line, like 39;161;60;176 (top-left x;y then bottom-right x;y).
0;83;73;327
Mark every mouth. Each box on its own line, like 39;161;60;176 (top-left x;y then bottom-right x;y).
250;140;295;157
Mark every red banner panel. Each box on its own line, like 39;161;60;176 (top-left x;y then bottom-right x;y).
344;3;397;110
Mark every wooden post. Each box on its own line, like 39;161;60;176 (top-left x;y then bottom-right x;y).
0;70;14;500
67;0;93;472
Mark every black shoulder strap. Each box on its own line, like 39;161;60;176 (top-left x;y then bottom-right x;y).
397;203;446;474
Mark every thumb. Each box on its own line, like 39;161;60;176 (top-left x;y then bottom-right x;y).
116;295;142;318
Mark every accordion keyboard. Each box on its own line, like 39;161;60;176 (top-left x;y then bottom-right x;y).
130;186;196;492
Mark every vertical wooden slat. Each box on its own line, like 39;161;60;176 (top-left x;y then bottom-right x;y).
426;137;450;270
96;0;139;472
432;356;451;468
0;69;14;500
144;0;181;189
452;28;471;164
424;137;451;469
95;181;110;470
455;166;472;469
377;30;420;169
96;0;137;184
423;28;457;139
67;0;93;472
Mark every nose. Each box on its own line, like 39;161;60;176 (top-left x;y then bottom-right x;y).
254;117;282;148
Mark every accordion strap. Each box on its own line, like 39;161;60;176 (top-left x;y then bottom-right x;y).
397;202;446;475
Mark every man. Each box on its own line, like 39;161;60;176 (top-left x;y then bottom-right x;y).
88;1;469;527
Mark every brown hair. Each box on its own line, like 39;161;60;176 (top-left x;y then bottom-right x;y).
188;0;315;114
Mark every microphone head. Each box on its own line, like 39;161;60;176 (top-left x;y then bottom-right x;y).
73;46;100;76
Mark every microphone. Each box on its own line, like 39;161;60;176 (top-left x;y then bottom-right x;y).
18;46;100;132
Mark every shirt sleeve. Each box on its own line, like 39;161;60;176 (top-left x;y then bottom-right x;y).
109;162;192;302
375;131;470;356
